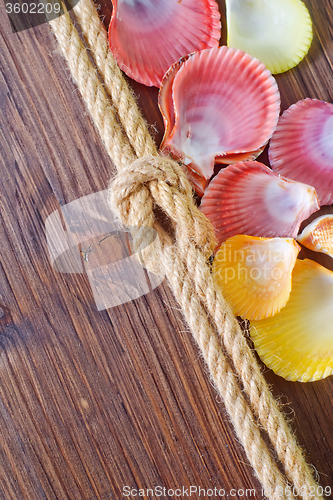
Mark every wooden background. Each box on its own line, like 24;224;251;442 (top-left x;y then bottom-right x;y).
0;0;333;498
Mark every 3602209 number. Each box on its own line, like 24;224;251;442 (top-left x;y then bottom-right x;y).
5;2;61;14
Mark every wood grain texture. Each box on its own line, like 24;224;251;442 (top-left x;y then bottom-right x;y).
0;0;333;499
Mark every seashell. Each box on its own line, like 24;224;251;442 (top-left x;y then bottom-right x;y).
200;161;319;247
297;215;333;257
269;99;333;206
108;0;221;87
159;47;280;194
159;56;190;156
159;54;266;178
158;55;208;195
214;146;265;166
250;259;333;382
225;0;312;74
213;235;300;320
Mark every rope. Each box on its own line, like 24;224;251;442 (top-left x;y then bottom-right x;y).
48;3;323;499
72;0;156;159
109;155;292;500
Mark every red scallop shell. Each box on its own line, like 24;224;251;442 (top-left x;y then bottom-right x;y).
109;0;221;87
269;98;333;206
159;47;280;195
200;161;319;247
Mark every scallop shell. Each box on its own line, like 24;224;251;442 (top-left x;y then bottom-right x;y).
214;146;265;166
213;235;300;320
297;215;333;257
159;56;190;154
269;99;333;206
108;0;221;87
226;0;312;74
158;55;208;195
250;259;333;382
159;47;280;194
200;161;319;247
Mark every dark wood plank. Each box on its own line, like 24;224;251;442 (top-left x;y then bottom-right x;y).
0;0;333;499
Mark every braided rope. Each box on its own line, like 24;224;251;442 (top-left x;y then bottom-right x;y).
73;0;156;159
48;3;323;499
108;155;293;500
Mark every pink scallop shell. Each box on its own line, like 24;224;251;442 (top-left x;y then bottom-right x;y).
108;0;221;87
269;98;333;206
200;161;319;247
159;47;280;193
159;55;209;196
159;55;191;156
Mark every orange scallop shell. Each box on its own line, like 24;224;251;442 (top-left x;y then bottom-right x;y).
297;215;333;257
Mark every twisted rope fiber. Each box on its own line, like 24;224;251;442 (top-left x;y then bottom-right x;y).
48;3;323;499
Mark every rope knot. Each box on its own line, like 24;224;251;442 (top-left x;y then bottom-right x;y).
108;154;217;259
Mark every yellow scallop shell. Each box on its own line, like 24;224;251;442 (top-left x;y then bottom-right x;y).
226;0;313;74
213;235;300;320
251;259;333;382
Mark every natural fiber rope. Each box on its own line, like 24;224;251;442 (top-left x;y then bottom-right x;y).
48;3;324;499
